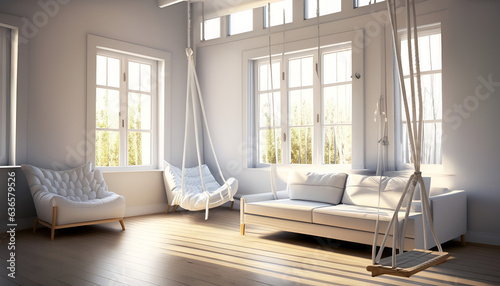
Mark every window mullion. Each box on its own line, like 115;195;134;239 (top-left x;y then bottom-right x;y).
281;57;289;164
120;58;128;167
313;51;322;165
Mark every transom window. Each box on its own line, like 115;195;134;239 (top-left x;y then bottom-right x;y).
254;42;355;166
229;9;253;35
305;0;341;19
201;17;221;41
264;0;293;28
354;0;385;8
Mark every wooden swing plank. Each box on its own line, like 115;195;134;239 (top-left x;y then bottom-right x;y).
366;249;450;278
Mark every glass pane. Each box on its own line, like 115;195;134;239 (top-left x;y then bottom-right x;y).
128;93;152;130
323;126;352;164
401;122;442;164
289;56;313;88
301;57;313;86
305;0;341;19
418;35;431;72
422;122;442;164
289;89;313;126
96;88;120;129
323;53;337;85
203;17;221;40
229;9;253;35
290;127;313;164
259;128;282;164
265;0;293;27
421;73;442;120
140;64;151;92
402;73;441;122
128;61;140;91
259;63;268;91
128;131;151;166
259;92;280;127
430;34;442;70
323;84;352;124
288;58;301;88
95;130;120;167
337;50;351;83
96;55;107;86
259;61;280;91
107;57;120;88
355;0;385;8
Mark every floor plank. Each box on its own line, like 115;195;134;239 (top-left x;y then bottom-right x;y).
1;208;499;286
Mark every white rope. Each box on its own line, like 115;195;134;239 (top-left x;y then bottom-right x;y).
180;0;233;220
267;2;280;200
316;0;321;78
372;0;444;268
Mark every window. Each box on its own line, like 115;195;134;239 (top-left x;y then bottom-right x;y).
201;17;221;41
264;0;293;28
95;51;156;167
305;0;341;19
254;42;356;166
398;26;442;165
354;0;385;8
87;35;170;170
0;26;11;165
229;9;253;35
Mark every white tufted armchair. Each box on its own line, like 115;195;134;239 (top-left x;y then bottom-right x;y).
21;163;125;240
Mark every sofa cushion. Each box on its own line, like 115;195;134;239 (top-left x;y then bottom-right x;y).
341;175;430;210
312;204;419;238
287;171;347;204
245;199;332;223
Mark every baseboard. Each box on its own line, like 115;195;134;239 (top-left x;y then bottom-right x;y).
124;203;167;217
465;230;500;246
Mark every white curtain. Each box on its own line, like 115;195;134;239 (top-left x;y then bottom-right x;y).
0;26;11;166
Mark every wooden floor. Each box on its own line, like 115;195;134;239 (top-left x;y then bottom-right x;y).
1;208;499;286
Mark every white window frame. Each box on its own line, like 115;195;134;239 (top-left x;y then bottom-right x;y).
394;24;442;170
86;34;170;171
0;14;22;166
244;30;364;169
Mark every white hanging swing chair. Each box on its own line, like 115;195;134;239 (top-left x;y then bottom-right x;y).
163;0;238;220
367;0;449;277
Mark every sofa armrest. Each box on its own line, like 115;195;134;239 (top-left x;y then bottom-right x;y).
240;190;289;226
430;190;467;244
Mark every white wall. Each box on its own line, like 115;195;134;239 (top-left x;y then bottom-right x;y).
194;0;500;245
0;0;189;221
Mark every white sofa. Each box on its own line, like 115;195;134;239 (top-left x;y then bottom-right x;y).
240;172;467;251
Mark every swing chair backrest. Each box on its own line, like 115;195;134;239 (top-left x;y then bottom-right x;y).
163;162;221;203
342;175;431;211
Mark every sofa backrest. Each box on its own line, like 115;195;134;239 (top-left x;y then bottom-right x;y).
341;175;431;210
287;171;348;204
21;162;112;202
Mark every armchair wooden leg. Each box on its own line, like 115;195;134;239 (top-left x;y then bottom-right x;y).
33;218;39;233
166;204;171;214
230;201;234;210
51;206;57;240
461;234;466;246
119;219;125;230
240;224;245;235
172;205;178;213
